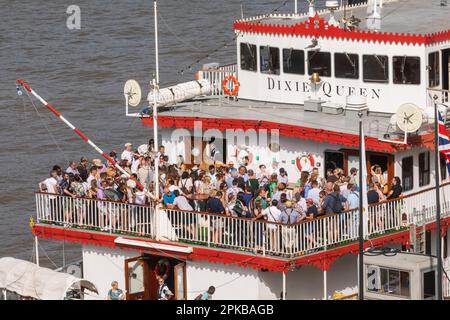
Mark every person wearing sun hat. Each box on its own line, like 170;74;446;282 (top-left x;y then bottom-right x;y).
92;158;106;174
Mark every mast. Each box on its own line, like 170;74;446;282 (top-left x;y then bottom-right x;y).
154;0;160;84
358;111;364;300
153;0;160;199
16;79;146;192
433;97;443;300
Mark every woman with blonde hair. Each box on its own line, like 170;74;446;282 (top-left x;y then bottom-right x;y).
371;165;386;189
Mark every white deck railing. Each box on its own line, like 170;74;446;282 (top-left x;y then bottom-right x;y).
35;193;156;236
35;182;450;257
196;63;237;96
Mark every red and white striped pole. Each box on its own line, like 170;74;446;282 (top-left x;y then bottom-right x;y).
16;79;146;191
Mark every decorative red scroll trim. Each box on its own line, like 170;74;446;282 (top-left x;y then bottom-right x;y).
233;15;450;46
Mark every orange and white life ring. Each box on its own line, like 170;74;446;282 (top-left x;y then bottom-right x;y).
222;75;239;96
296;153;315;172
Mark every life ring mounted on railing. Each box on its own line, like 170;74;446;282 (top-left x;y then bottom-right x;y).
222;75;239;96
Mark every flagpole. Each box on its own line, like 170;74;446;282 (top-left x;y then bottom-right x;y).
358;111;364;300
433;96;443;300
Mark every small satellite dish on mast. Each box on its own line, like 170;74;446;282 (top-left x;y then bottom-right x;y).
380;103;423;145
124;79;142;107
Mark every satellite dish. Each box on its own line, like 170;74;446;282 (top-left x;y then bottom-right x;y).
395;103;423;133
124;79;142;107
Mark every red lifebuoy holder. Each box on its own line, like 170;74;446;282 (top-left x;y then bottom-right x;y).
222;75;239;96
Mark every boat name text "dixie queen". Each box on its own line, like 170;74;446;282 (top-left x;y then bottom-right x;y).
267;77;381;100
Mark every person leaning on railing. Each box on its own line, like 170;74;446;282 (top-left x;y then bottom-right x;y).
279;201;304;254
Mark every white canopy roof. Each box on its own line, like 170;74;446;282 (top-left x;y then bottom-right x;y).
0;257;98;300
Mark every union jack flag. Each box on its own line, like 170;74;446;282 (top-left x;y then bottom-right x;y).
438;110;450;175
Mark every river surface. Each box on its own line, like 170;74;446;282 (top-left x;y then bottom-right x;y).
0;0;341;267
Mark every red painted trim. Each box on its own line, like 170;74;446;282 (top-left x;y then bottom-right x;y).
32;224;413;272
141;116;397;153
74;128;89;142
16;79;32;92
46;104;62;117
233;15;450;46
295;230;411;271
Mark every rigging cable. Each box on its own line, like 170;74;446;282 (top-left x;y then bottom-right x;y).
20;87;71;164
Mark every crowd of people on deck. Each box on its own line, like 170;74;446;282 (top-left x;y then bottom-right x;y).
39;139;404;239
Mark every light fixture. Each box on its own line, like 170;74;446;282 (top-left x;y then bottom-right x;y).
309;72;322;84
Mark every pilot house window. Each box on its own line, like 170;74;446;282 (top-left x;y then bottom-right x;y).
393;56;421;85
283;49;305;75
308;51;331;77
240;43;257;72
428;52;440;87
260;46;280;75
363;54;389;83
335;53;359;79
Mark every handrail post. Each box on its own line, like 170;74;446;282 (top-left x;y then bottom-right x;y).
109;203;112;234
263;223;266;257
206;214;210;247
154;202;161;241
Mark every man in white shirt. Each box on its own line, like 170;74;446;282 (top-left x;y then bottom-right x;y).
66;161;80;175
39;170;59;196
157;277;173;300
172;190;193;211
131;153;141;174
171;190;196;237
307;180;321;206
121;143;133;162
137;158;152;189
39;170;59;218
207;165;217;185
261;199;282;252
277;168;289;184
86;166;98;187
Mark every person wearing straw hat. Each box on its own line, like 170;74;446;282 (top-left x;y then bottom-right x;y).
92;158;105;174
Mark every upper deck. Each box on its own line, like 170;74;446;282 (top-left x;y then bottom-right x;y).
226;0;450;114
237;0;450;36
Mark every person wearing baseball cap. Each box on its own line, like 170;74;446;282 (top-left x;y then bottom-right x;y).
121;143;133;163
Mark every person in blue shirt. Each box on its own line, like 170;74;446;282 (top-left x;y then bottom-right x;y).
162;187;176;206
346;185;360;238
195;286;216;300
107;281;124;300
346;185;359;210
